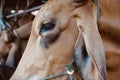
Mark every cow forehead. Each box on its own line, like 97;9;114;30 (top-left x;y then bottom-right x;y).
46;0;73;7
32;0;80;35
37;0;86;22
37;0;77;16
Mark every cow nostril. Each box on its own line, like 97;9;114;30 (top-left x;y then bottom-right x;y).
39;22;55;34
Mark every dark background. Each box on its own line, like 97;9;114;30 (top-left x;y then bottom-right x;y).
3;0;42;15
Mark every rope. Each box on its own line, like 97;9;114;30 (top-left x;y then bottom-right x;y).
40;72;67;80
40;59;76;80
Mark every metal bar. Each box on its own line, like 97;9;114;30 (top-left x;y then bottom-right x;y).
25;0;34;9
6;5;42;19
27;0;30;7
14;0;20;22
0;0;3;18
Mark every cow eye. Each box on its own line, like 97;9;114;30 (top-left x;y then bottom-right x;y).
39;22;55;35
41;0;48;4
74;0;85;3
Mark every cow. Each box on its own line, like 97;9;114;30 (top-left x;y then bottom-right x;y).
0;22;32;68
10;0;120;80
18;13;34;27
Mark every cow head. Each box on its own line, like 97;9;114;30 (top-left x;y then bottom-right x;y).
11;0;107;80
0;29;20;68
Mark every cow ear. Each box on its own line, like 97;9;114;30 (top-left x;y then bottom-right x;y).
74;19;107;80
